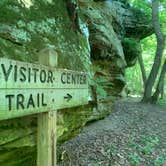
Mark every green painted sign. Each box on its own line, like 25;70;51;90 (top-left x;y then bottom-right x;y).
0;58;89;120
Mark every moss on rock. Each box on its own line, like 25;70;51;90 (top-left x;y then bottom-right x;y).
0;0;92;165
122;38;141;67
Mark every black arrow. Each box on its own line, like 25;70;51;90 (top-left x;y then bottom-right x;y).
64;93;72;102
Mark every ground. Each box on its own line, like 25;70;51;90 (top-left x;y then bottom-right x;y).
57;98;166;166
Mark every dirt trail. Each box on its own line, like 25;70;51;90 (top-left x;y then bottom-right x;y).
57;98;166;166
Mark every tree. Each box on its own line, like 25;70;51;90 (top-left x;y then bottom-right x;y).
138;49;147;89
151;59;166;103
142;0;166;103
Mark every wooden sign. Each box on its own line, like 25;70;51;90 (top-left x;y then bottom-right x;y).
0;58;89;120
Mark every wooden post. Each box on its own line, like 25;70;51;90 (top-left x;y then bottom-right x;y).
37;112;57;166
37;47;58;166
0;51;88;164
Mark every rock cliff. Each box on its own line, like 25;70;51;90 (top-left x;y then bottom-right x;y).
79;0;152;120
0;0;152;165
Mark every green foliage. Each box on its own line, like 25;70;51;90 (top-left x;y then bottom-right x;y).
125;34;166;99
96;84;107;98
104;135;163;165
125;0;166;102
128;153;140;165
141;35;157;55
157;97;166;105
154;156;166;166
125;61;143;95
122;38;140;67
128;134;160;154
127;135;161;165
105;144;117;156
129;0;151;17
139;135;159;155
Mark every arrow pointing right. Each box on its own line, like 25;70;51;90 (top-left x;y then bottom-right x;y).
64;93;72;102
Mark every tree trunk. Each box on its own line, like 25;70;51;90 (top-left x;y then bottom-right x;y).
138;52;147;89
142;0;165;102
160;80;164;99
151;59;166;103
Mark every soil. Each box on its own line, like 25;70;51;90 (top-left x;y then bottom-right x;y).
57;98;166;166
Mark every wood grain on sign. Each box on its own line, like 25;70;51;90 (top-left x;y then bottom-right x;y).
37;111;57;166
0;58;89;120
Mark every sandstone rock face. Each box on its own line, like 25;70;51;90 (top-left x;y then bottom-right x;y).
0;0;152;164
79;0;152;120
80;1;126;98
